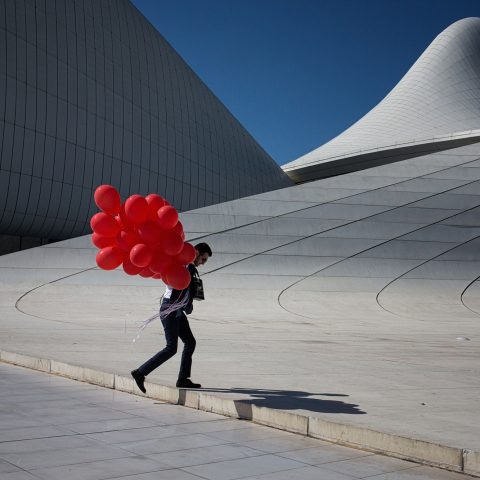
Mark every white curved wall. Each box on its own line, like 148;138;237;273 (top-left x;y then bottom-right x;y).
283;17;480;181
0;0;291;241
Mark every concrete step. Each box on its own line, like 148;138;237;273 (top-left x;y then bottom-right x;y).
1;349;478;477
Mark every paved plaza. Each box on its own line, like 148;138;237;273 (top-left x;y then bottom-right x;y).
0;363;475;480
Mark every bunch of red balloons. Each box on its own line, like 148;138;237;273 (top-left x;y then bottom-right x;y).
90;185;196;290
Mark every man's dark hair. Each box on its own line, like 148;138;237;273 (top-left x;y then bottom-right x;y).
195;242;212;257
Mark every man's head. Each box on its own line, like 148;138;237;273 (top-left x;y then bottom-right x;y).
194;242;212;267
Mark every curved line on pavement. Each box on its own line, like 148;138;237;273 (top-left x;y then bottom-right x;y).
460;275;480;315
15;155;480;324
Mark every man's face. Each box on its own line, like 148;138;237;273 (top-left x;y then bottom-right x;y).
194;252;209;267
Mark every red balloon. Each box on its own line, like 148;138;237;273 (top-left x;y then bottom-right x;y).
164;263;191;290
90;212;121;237
175;242;196;264
161;230;183;256
172;221;185;240
125;195;148;224
118;203;135;229
157;205;178;230
116;229;141;251
122;256;143;275
152;273;163;279
92;232;115;249
94;185;121;215
114;214;126;230
96;246;125;270
137;220;162;245
129;243;152;268
150;249;175;275
139;267;155;278
146;194;166;221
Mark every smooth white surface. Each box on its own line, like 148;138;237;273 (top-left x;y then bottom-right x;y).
1;145;479;458
284;18;480;181
0;363;474;480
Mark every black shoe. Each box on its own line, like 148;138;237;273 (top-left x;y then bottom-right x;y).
131;369;146;393
176;378;201;389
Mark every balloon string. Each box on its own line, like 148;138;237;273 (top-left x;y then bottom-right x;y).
132;291;189;342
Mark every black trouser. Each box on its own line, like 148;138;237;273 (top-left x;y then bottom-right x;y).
138;303;196;380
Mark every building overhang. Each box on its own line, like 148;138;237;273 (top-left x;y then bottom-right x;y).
282;130;480;183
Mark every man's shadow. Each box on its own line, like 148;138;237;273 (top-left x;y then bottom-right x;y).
187;387;366;415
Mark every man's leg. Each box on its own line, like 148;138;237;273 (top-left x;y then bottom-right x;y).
176;313;200;387
138;311;179;376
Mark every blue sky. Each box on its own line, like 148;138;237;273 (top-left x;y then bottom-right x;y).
131;0;479;166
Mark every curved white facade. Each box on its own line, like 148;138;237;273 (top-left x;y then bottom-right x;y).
0;0;291;242
283;17;480;182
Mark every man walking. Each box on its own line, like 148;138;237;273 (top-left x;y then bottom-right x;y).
131;242;212;393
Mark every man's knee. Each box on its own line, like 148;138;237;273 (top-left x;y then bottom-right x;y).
164;341;178;357
184;338;196;354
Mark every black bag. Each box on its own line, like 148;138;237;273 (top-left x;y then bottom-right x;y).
191;270;205;300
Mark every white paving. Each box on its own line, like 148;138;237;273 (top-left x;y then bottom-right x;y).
0;363;473;480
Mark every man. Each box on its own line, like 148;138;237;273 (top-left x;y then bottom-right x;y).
131;243;212;393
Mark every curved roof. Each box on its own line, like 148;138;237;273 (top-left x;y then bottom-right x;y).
283;17;480;182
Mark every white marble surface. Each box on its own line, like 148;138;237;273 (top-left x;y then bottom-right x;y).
0;363;472;480
1;147;479;456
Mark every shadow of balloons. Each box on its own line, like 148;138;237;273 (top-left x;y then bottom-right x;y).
187;386;366;416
